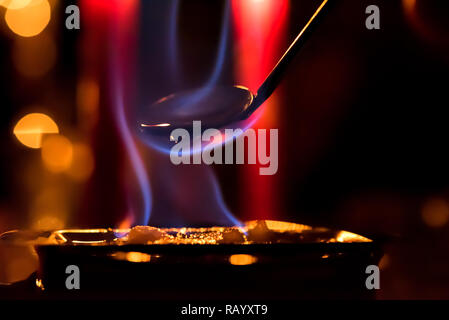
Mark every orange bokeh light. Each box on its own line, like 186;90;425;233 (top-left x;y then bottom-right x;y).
0;0;31;10
41;135;73;173
13;112;59;149
12;33;57;77
30;187;68;230
77;79;100;128
229;254;258;266
422;198;449;228
5;0;51;37
67;143;95;182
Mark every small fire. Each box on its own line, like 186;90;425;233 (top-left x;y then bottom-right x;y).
115;216;134;238
335;231;372;243
118;216;133;230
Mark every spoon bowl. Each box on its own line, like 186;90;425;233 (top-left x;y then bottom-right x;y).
139;85;254;136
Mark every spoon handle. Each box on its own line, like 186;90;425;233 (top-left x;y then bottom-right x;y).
248;0;333;114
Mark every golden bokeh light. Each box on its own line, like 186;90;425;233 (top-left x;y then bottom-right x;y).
119;217;132;229
111;251;152;263
12;33;57;77
422;198;449;228
31;187;66;214
229;254;258;266
126;252;152;263
41;135;73;173
77;78;100;128
32;216;64;230
379;254;390;270
5;0;51;37
0;244;38;284
13;112;59;148
335;230;372;243
67;143;95;182
0;0;31;9
30;188;68;230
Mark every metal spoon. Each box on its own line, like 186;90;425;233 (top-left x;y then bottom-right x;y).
140;0;332;135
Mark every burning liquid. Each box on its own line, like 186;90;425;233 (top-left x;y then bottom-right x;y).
33;220;372;246
137;85;256;155
110;0;257;226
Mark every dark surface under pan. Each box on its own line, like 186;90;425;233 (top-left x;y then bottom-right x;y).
0;222;384;300
34;242;382;300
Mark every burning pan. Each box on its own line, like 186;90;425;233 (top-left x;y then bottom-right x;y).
1;220;383;300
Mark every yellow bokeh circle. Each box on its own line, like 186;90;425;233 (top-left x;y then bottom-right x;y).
67;143;95;182
41;135;73;173
13;112;59;149
0;0;32;10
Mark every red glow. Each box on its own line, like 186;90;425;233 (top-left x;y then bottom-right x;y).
232;0;289;220
77;0;140;227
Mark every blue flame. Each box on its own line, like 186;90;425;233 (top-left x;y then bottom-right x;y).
209;168;243;227
130;0;261;227
205;0;231;87
167;0;230;88
113;86;152;225
110;61;152;226
146;157;243;227
139;115;261;156
139;0;259;156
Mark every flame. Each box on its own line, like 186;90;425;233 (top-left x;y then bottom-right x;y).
118;216;133;230
46;221;373;246
140;0;258;157
35;278;45;290
262;220;312;232
167;0;180;84
109;0;152;225
335;231;372;243
206;0;231;87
